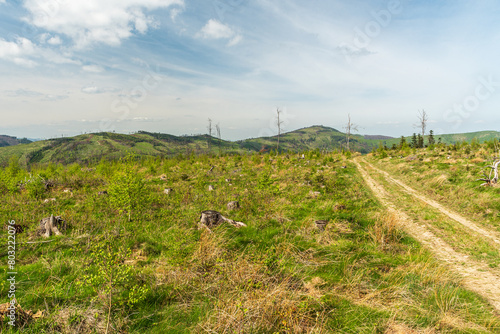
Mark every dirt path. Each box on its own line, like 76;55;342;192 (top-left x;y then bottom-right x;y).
354;157;500;312
368;161;500;246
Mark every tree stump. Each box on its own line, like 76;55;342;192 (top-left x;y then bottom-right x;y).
315;220;328;232
334;204;346;211
37;215;66;238
199;210;246;229
98;190;108;195
164;188;173;194
208;185;215;191
227;201;240;211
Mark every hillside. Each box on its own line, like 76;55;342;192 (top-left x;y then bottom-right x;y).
0;126;380;167
0;135;31;147
239;125;377;154
378;130;500;148
1;127;499;167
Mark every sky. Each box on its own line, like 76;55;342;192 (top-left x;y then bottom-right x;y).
1;0;500;140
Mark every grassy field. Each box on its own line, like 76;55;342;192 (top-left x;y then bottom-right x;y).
1;151;499;333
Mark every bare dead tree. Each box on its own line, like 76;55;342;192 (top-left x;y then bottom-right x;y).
276;108;284;152
343;114;358;151
478;147;500;186
415;110;428;146
207;118;212;154
215;123;221;155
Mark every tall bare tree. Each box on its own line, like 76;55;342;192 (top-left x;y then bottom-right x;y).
207;118;213;154
344;114;358;151
276;108;284;152
415;110;428;144
215;123;221;154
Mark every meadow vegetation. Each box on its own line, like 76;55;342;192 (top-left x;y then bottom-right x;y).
0;149;499;333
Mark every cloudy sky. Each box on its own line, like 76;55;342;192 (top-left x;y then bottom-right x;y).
1;0;500;140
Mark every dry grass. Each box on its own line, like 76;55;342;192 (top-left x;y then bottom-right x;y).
427;174;448;188
437;313;489;332
55;306;107;334
369;212;404;248
196;276;327;334
470;157;485;163
384;320;434;334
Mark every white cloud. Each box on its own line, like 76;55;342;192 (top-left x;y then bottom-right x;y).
7;89;44;97
228;34;242;47
170;8;182;22
199;19;234;39
81;86;103;94
23;0;184;48
47;36;62;45
82;65;104;73
0;38;37;67
197;19;242;46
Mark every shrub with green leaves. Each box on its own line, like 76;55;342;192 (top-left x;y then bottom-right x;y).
108;159;146;221
23;174;47;199
76;237;149;330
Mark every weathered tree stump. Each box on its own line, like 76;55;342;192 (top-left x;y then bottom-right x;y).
334;204;346;211
164;188;173;194
199;210;246;229
98;190;108;195
37;215;66;238
225;178;232;183
227;201;240;211
208;185;215;191
315;220;328;232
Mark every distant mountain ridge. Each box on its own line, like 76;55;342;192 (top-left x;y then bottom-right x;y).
0;126;499;166
0;135;31;147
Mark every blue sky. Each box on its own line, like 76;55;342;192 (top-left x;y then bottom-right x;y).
1;0;500;140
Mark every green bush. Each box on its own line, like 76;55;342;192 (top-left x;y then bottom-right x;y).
108;160;146;221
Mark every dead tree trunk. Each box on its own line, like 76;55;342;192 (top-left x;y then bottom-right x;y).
199;210;246;229
478;158;500;186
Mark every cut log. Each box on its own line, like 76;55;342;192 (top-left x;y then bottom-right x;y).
199;210;246;229
37;215;66;237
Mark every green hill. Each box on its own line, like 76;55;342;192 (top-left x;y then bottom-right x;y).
376;130;500;148
1;127;499;167
239;125;377;154
0;135;31;147
0;126;379;167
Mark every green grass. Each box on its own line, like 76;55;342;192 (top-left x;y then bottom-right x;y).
0;152;499;333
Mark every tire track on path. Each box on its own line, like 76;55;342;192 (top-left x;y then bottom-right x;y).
367;160;500;246
354;157;500;312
